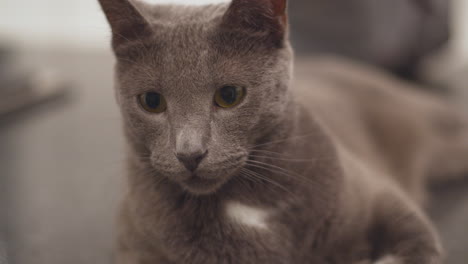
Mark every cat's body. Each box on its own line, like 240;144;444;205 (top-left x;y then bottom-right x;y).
97;0;468;263
294;57;468;203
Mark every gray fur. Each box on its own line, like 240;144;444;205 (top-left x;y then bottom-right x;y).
97;0;468;263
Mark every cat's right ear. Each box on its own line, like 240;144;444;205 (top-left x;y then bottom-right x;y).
97;0;151;50
221;0;288;47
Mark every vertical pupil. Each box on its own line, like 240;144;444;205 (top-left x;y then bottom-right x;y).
221;86;237;104
145;93;161;109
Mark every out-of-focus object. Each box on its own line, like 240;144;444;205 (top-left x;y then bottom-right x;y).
420;0;468;96
289;0;450;80
0;46;71;119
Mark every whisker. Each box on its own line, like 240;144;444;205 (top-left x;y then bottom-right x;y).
249;149;296;157
236;171;263;191
245;161;323;189
239;169;263;184
246;160;306;178
248;153;325;163
240;168;294;196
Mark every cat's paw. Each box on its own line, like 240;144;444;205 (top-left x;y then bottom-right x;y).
373;255;401;264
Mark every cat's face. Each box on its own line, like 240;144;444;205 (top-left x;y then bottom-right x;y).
99;0;292;195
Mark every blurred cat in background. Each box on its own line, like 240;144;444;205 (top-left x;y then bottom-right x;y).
289;0;450;80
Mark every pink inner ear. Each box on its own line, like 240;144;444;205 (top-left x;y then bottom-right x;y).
223;0;288;45
229;0;287;22
271;0;287;16
271;0;287;24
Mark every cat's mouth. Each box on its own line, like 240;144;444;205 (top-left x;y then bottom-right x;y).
181;174;227;195
168;156;248;195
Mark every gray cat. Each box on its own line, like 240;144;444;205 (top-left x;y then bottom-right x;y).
97;0;468;263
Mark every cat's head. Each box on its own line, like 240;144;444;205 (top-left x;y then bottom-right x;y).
99;0;293;195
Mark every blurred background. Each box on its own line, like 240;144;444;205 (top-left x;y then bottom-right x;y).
0;0;467;263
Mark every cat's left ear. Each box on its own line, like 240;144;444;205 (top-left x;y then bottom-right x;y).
221;0;288;47
98;0;152;50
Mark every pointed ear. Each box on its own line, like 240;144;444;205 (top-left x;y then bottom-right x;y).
98;0;151;49
221;0;288;46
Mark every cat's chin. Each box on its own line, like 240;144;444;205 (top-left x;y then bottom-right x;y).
180;174;228;196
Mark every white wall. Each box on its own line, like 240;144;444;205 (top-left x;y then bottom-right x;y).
452;0;468;60
0;0;228;49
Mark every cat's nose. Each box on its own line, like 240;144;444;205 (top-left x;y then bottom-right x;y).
175;150;208;172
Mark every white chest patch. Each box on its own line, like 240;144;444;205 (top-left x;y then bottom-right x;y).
374;255;401;264
225;201;269;230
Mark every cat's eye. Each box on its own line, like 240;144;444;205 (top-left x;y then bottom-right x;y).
138;92;167;113
214;86;245;108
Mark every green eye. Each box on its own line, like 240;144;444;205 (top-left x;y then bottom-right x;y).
138;92;167;113
214;86;245;108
